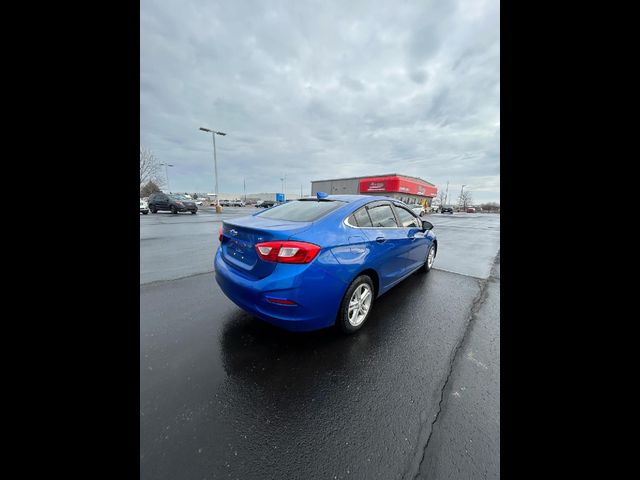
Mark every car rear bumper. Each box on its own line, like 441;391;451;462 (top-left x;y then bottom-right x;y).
214;248;344;332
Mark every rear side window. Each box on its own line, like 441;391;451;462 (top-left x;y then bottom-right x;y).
366;204;398;227
257;200;345;222
395;206;421;228
353;207;373;227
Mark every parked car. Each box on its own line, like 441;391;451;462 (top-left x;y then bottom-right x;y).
258;200;276;208
411;205;425;216
440;206;454;214
148;192;198;214
140;198;149;215
230;200;245;207
466;207;476;213
215;195;437;333
195;200;203;206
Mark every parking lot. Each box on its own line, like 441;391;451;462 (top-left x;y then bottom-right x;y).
140;208;500;479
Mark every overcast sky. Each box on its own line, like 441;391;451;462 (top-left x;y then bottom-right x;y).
141;0;499;203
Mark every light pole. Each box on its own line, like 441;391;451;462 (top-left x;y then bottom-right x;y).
280;174;286;201
460;184;467;210
159;163;174;192
200;127;227;213
445;180;449;206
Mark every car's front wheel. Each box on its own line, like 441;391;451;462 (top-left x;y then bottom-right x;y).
171;206;178;214
150;205;157;214
337;275;374;333
191;211;197;214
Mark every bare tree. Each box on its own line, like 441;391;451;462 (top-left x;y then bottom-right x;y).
436;189;447;207
480;202;500;212
140;180;162;198
140;146;162;188
458;190;473;210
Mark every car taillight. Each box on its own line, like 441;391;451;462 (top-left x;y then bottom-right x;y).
255;241;321;264
219;225;224;242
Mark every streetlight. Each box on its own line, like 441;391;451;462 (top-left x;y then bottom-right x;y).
159;163;174;192
200;127;227;213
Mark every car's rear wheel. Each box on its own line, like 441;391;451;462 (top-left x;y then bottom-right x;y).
421;244;437;272
337;275;374;333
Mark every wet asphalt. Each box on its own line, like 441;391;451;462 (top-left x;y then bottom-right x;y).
140;208;500;479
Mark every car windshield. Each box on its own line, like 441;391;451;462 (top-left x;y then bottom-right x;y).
257;199;346;222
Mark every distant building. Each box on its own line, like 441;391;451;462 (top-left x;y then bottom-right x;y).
311;173;438;206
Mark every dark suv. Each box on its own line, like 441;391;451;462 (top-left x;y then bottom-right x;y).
148;193;198;214
440;206;454;214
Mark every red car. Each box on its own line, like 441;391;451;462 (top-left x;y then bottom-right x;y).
466;207;476;213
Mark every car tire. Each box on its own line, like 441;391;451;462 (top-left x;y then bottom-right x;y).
171;206;177;214
421;244;437;273
191;211;197;214
337;275;375;334
142;211;148;215
150;205;157;214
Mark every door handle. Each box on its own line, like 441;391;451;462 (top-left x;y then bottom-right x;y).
376;236;386;243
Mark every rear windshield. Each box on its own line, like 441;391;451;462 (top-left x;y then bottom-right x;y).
257;200;345;222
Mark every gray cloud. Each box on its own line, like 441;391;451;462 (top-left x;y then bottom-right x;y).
141;0;499;203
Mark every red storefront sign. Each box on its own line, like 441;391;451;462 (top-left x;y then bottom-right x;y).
358;176;438;197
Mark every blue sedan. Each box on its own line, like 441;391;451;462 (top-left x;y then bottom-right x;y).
214;193;437;333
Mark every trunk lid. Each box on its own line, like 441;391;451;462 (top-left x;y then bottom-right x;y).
220;215;312;279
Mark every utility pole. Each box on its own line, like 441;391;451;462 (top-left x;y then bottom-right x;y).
445;180;449;205
243;178;246;203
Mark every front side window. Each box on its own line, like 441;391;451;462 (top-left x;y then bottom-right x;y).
366;203;398;227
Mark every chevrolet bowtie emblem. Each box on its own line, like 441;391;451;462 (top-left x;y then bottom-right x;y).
230;229;238;236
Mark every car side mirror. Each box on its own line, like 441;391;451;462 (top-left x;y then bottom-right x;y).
422;220;434;231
